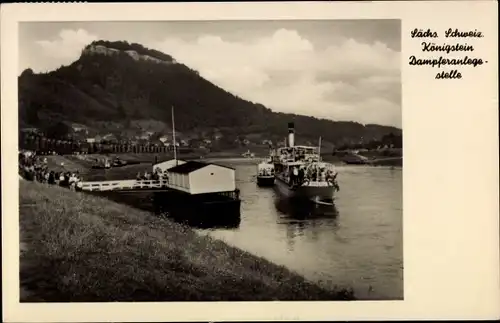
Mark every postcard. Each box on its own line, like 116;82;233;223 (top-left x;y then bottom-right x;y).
1;1;498;322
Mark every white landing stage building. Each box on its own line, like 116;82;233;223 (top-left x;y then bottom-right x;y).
152;159;241;227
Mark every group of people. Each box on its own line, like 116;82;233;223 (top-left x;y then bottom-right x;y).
258;168;274;177
307;165;331;182
278;149;319;163
136;168;168;182
288;166;306;186
19;150;84;190
288;164;339;190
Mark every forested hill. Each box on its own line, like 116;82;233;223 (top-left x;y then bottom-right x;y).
19;40;401;145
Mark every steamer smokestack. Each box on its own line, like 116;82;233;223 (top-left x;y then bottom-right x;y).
288;122;295;147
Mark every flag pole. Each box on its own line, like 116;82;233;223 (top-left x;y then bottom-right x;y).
318;136;322;161
172;106;177;165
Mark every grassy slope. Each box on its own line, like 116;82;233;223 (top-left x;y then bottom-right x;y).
43;155;94;173
19;180;354;302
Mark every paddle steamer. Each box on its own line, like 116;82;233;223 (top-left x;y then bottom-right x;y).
272;123;339;203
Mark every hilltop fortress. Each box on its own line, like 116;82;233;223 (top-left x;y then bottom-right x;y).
82;44;177;65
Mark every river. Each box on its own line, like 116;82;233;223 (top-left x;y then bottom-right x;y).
85;158;403;300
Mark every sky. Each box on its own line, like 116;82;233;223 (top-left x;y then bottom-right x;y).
19;20;401;127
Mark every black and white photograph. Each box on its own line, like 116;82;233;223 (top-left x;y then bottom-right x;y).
17;19;403;302
4;2;498;321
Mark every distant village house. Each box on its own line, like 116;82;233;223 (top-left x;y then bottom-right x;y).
86;135;102;144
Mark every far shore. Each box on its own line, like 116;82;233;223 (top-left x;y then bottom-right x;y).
35;148;402;174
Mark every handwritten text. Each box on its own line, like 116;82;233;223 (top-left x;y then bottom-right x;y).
409;28;487;79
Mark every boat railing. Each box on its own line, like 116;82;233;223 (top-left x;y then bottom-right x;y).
80;179;170;191
258;170;275;176
215;189;240;201
302;180;332;187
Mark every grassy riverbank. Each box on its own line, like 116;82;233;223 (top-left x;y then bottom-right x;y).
19;180;355;302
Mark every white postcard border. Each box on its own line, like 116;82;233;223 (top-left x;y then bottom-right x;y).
2;1;499;321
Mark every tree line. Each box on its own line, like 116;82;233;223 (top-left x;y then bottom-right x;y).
335;133;403;151
19;131;191;155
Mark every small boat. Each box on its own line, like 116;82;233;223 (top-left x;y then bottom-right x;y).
342;150;369;165
242;150;255;158
112;157;128;167
256;158;275;187
92;158;111;169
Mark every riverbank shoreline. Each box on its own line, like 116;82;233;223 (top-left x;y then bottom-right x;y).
19;180;355;302
41;150;402;175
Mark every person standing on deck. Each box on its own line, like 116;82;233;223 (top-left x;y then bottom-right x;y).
311;167;317;182
298;167;305;184
319;167;325;182
291;167;299;185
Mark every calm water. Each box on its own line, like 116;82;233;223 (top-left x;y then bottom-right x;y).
85;159;403;300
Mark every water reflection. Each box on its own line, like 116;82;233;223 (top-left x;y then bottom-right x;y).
88;190;241;229
274;195;339;220
274;196;340;250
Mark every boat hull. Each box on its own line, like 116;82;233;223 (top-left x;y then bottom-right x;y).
274;176;335;202
257;175;275;187
153;190;241;228
112;162;128;168
342;155;369;165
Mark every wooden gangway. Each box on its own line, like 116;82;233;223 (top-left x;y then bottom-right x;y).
79;179;170;192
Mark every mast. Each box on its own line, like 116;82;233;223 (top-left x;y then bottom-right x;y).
318;136;322;161
317;136;322;182
172;106;177;165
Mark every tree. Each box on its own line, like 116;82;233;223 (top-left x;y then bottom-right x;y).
117;104;127;119
44;121;71;140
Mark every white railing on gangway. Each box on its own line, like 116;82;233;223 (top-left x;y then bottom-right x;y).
80;179;170;192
